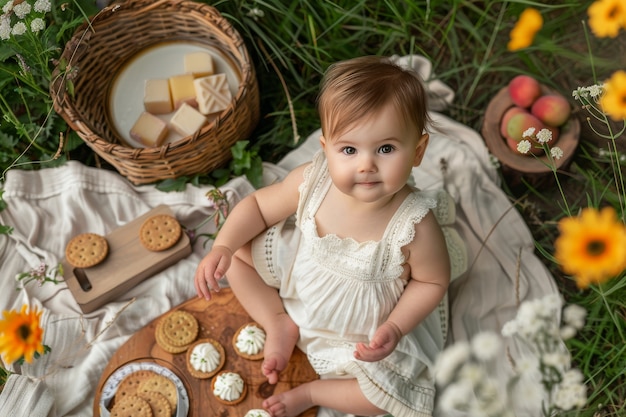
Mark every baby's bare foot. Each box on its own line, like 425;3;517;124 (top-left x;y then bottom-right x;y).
263;383;313;417
262;313;299;384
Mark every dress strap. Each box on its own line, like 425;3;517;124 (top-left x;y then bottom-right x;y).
296;150;330;228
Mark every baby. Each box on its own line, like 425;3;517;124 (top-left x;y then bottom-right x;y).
195;55;451;417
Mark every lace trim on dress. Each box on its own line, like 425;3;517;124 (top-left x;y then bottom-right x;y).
380;193;436;278
298;193;436;281
298;150;438;281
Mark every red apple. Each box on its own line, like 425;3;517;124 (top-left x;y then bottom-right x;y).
531;94;571;127
504;112;546;155
500;106;527;138
505;112;543;142
508;75;542;108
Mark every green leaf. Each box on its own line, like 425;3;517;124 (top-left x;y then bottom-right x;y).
155;177;189;192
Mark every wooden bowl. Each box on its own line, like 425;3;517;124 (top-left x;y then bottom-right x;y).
481;86;580;181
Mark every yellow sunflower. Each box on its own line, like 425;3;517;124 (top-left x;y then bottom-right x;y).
600;70;626;121
507;8;543;51
587;0;626;38
554;207;626;289
0;305;45;364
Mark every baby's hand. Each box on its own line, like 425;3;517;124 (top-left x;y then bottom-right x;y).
193;245;233;300
353;321;403;362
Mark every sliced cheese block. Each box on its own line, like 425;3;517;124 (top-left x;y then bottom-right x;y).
193;73;232;115
169;73;197;110
143;78;172;114
184;51;214;78
130;112;168;147
170;102;207;137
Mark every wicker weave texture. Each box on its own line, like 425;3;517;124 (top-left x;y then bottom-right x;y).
51;0;260;184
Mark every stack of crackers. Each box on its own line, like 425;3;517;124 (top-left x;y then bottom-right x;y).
110;370;177;417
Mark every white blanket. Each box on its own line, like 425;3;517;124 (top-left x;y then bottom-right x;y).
0;55;558;416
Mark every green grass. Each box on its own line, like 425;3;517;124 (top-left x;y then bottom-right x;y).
0;0;625;414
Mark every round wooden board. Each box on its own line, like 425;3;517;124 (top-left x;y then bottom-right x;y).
94;288;318;416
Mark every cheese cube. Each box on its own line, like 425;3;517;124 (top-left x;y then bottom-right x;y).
184;51;214;78
129;112;168;147
193;73;232;115
168;73;197;110
143;78;172;114
170;102;207;137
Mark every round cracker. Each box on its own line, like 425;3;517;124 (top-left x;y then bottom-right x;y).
139;214;182;252
114;370;159;404
65;233;109;268
159;310;198;347
232;322;265;361
211;370;247;405
110;394;153;417
186;338;226;379
137;390;172;417
138;373;178;411
155;318;189;354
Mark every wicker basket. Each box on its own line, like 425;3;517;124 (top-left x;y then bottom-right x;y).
50;0;260;185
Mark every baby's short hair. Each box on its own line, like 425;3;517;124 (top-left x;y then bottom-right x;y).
317;56;430;140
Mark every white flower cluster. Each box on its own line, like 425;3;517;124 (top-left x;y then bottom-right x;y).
0;0;50;40
435;294;588;416
572;84;605;101
434;331;513;416
516;126;564;160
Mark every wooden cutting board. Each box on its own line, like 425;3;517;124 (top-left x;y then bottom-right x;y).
63;204;192;313
93;288;318;416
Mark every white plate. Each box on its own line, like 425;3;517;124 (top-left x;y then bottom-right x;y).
99;361;189;417
108;41;241;148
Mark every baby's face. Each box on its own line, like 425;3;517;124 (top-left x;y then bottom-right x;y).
320;102;427;205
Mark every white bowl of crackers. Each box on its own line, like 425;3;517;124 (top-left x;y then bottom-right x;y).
99;362;189;417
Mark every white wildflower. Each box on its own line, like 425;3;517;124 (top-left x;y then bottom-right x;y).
11;21;26;36
434;341;471;385
473;378;508;416
13;1;32;19
587;84;604;98
470;331;502;361
522;127;536;138
542;351;569;368
515;356;540;378
554;369;587;409
536;128;552;143
501;319;518;337
30;17;45;33
561;368;584;385
560;325;577;340
551;146;564;160
517;139;531;154
563;304;586;330
458;362;485;385
542;293;562;313
438;380;474;412
2;1;13;14
0;17;10;40
247;7;265;19
34;0;52;13
515;299;544;336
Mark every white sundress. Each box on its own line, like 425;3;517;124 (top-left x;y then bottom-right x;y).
251;150;463;417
